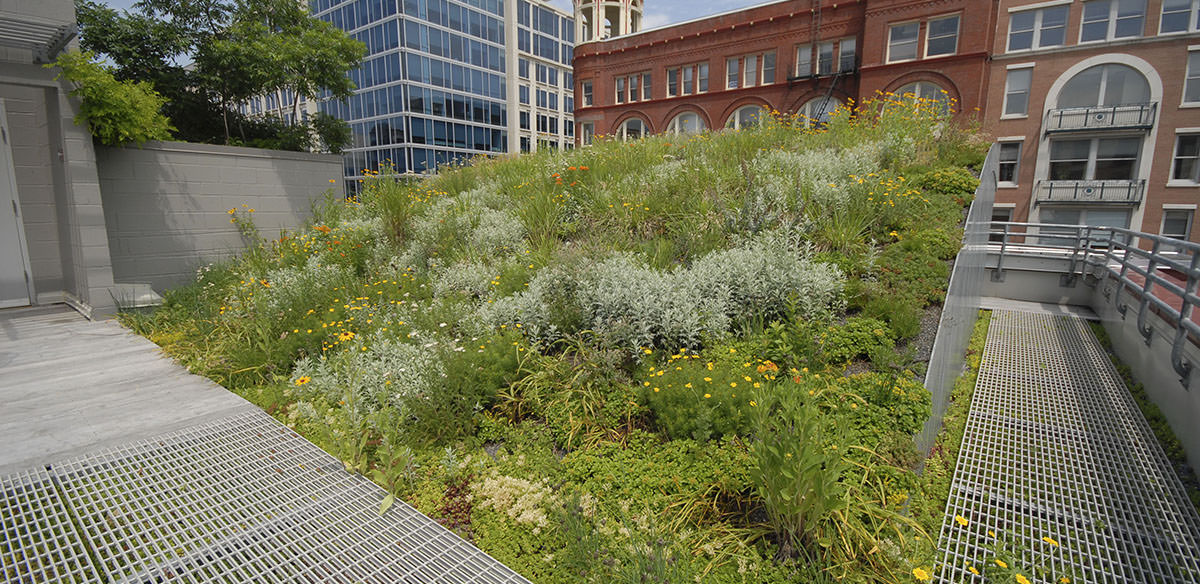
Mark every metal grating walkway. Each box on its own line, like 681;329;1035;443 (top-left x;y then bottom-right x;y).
937;310;1200;583
2;410;531;584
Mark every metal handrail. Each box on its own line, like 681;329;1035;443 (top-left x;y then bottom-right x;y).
988;221;1199;387
1043;102;1157;132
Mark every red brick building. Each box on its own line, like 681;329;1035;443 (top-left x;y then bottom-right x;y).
572;0;994;142
572;0;1200;241
987;0;1200;242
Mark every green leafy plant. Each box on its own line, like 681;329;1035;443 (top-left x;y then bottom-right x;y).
50;50;173;146
750;384;848;559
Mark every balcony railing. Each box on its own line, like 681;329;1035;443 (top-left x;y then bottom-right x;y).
1035;179;1144;205
1044;103;1157;133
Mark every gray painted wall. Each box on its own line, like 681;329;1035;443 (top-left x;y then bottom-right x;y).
97;141;341;292
2;60;117;318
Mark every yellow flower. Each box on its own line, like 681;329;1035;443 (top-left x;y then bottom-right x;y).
704;393;711;399
294;376;311;386
994;559;1008;569
968;566;980;576
643;348;652;354
1042;536;1059;547
704;377;712;382
729;382;737;388
749;400;757;407
954;514;968;527
1016;575;1031;584
988;530;996;538
1059;578;1071;583
912;567;932;581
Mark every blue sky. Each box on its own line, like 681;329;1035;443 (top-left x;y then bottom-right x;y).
99;0;771;31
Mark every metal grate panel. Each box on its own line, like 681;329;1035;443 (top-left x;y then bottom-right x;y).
937;310;1200;583
1;469;101;584
5;410;531;583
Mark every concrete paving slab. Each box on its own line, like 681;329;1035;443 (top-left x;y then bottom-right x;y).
0;305;254;474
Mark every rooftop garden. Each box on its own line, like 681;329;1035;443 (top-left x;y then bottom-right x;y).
124;95;987;583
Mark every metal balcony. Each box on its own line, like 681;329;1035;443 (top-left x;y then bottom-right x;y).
1035;179;1144;205
1044;103;1157;133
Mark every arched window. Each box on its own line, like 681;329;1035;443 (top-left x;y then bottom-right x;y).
896;81;948;103
725;105;767;129
797;97;841;127
1058;64;1149;108
616;118;646;140
666;111;706;134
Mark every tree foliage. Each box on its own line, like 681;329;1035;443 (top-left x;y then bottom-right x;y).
73;0;364;151
50;50;174;146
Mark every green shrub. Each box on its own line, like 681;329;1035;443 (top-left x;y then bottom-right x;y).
816;317;896;365
913;167;979;196
50;50;173;146
638;347;777;440
749;383;848;558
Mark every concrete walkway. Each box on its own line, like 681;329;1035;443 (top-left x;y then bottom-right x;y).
0;305;253;475
937;310;1200;583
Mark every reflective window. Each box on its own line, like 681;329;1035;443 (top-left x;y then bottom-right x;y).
1057;64;1149;108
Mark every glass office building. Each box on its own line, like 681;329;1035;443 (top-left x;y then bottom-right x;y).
309;0;573;192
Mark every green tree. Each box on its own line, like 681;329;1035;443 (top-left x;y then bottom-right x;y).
50;50;174;146
73;0;363;150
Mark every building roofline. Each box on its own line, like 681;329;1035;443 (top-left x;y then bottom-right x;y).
576;0;801;45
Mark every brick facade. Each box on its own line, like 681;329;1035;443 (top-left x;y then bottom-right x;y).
573;0;1200;241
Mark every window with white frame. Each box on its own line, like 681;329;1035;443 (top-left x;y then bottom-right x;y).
580;122;594;145
617;118;646;140
888;21;920;62
725;105;766;130
817;42;835;76
896;81;951;110
642;73;651;100
998;142;1022;184
798;41;851;77
1080;0;1146;43
581;80;593;106
1058;63;1149;108
796;45;813;77
1162;208;1194;240
926;15;960;57
629;74;640;102
990;207;1014;242
666;111;705;134
1161;0;1200;34
1172;134;1200;183
1004;67;1033;116
1048;137;1140;181
839;38;856;71
798;97;841;127
1007;5;1069;51
727;52;775;88
666;63;708;96
1187;50;1200;104
615;77;626;104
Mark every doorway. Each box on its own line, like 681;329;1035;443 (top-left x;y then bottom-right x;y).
0;99;34;308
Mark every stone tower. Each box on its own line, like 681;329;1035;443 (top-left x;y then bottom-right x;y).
574;0;642;42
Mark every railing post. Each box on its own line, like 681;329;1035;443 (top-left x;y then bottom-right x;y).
1115;231;1135;317
1170;252;1199;389
992;222;1010;282
1136;238;1162;345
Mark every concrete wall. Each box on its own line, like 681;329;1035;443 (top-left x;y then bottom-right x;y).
97;141;341;292
2;60;117;317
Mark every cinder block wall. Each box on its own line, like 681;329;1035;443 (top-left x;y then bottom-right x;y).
97;141;341;292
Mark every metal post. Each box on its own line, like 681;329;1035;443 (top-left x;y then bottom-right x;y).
1136;238;1162;345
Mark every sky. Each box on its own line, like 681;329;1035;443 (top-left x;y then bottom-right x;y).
98;0;771;31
